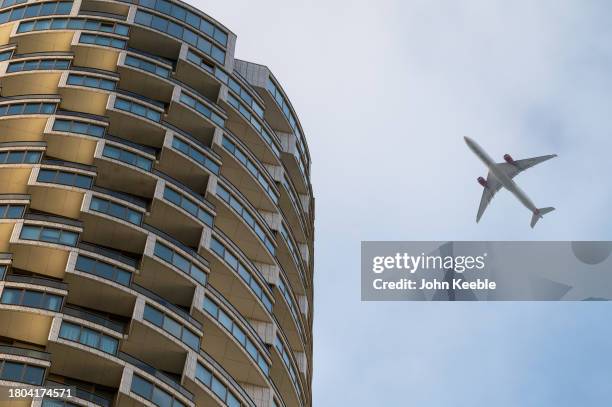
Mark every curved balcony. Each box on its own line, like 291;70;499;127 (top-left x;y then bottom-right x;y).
166;87;225;146
121;299;198;375
105;92;166;148
138;223;208;307
47;308;126;387
276;220;307;297
64;245;138;316
273;266;306;355
93;135;157;199
223;97;281;169
176;46;222;102
78;189;148;254
0;345;50;391
0;55;71;97
0;97;58;144
157;129;219;193
9;215;82;281
199;287;270;388
216;132;279;213
44;114;107;165
131;8;225;65
0;273;66;345
202;228;274;323
117;356;195;407
58;70;117;116
185;350;256;407
271;330;304;407
211;177;276;265
117;49;175;104
26;159;95;220
279;174;308;244
0;142;45;199
148;176;214;249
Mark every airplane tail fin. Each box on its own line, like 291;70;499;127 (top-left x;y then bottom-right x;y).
530;207;555;228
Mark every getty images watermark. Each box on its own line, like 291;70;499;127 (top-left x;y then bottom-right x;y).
361;241;612;301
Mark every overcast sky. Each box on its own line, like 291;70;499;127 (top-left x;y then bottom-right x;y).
192;0;612;405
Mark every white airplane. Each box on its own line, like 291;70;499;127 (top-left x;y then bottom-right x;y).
464;137;557;228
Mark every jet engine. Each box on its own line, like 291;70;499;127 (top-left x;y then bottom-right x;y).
503;154;514;164
477;176;487;187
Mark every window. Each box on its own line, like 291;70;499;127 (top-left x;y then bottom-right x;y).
178;92;224;127
52;119;105;137
79;33;126;49
102;145;152;171
37;169;93;189
153;242;207;285
171;137;219;174
0;204;25;219
20;225;78;246
90;196;142;225
202;297;269;376
124;55;170;78
59;321;118;354
221;136;277;203
0;150;41;164
75;255;132;286
0;360;45;385
134;10;225;64
0;1;71;24
216;184;275;255
1;287;63;311
7;58;70;72
131;374;186;407
142;304;199;350
67;74;115;90
209;237;273;312
17;16;126;34
114;97;161;121
163;186;213;226
0;102;55;116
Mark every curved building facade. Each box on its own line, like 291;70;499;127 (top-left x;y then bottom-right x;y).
0;0;314;406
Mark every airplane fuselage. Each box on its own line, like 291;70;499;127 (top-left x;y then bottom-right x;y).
465;137;539;214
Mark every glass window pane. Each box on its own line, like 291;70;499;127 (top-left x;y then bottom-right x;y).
143;305;163;326
131;375;153;399
151;387;172;407
22;290;44;307
162;316;181;338
6;205;24;218
23;365;44;385
1;362;24;381
59;322;80;341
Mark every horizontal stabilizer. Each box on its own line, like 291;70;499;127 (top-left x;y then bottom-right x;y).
530;207;555;228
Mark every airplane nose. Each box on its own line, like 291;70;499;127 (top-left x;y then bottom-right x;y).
464;136;473;145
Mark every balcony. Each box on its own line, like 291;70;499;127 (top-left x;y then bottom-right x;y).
165;87;224;146
214;132;279;213
122;298;198;374
211;178;276;265
0;273;67;345
9;215;82;281
198;288;270;388
0;56;70;97
105;93;166;148
137;225;208;307
78;190;148;254
156;129;219;193
147;177;214;248
43;114;107;165
57;70;117;116
27;160;95;219
202;229;274;323
93;136;158;199
116;49;175;103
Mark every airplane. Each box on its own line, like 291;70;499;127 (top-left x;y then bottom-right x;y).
464;136;557;228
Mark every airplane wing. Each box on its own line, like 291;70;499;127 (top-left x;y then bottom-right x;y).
476;172;503;222
496;154;558;179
